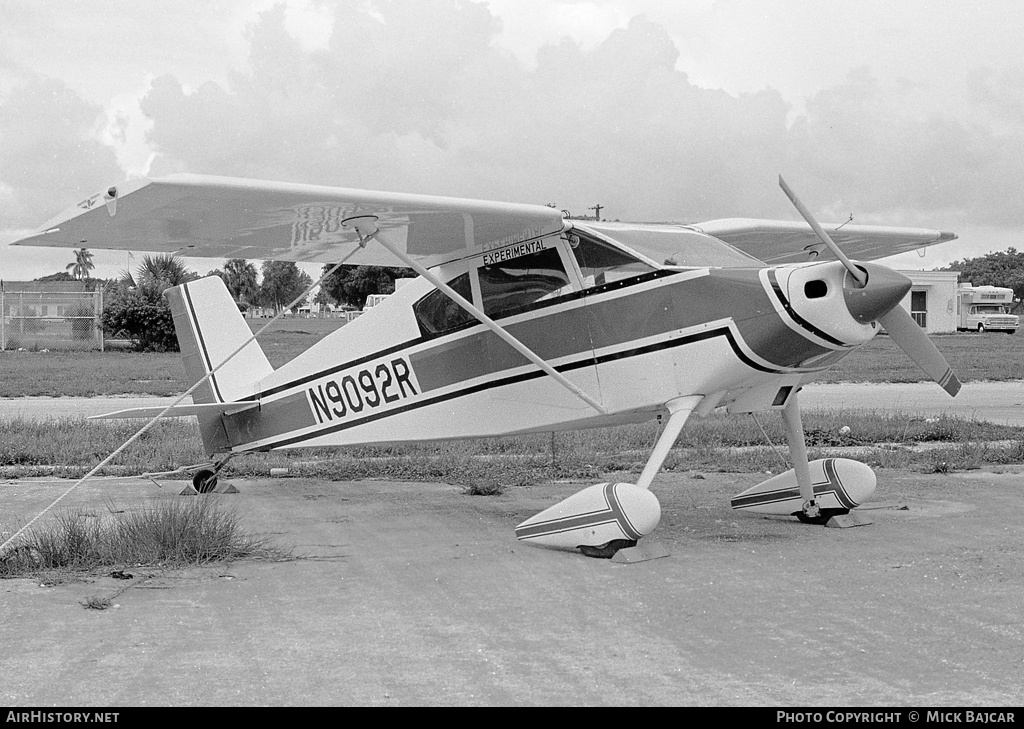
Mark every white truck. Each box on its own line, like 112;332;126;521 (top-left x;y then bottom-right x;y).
956;284;1019;334
363;294;390;310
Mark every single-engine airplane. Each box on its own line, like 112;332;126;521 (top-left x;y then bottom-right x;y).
11;174;960;558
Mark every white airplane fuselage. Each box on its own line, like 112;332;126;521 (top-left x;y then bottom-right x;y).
183;226;909;456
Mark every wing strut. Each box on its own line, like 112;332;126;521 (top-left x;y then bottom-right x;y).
342;215;608;415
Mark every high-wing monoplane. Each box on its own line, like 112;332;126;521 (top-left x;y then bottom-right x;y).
11;174;960;558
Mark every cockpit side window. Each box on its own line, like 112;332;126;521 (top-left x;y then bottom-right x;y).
479;246;572;319
567;232;656;289
413;272;474;336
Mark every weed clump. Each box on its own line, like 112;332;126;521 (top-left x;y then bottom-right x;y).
0;497;288;577
81;595;114;610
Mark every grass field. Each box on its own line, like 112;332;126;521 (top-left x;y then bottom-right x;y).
0;318;344;397
0;318;1021;397
2;405;1022;486
0;318;1021;484
814;331;1024;383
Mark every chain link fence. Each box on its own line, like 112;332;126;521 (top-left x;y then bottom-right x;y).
1;288;105;351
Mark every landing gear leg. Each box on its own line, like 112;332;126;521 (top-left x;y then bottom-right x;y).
574;396;702;561
573;396;701;560
635;396;703;490
781;393;821;523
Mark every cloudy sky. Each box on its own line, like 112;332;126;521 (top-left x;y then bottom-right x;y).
2;0;1023;281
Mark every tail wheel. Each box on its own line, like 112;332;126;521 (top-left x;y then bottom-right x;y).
193;469;218;493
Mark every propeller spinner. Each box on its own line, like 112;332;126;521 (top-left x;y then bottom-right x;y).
779;176;961;397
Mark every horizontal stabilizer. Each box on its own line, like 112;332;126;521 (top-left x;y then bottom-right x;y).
88;401;260;420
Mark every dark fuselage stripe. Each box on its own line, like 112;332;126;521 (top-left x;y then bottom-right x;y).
232;268;848;450
222;391;316;446
261;267;827;403
253;269;680;400
235;325;770;451
767;270;847;347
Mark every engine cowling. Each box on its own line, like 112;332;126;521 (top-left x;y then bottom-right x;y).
771;260;912;347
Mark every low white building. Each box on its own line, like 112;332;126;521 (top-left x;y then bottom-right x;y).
895;270;959;334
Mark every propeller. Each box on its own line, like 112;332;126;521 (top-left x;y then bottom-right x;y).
779;175;867;288
878;306;961;396
779;176;961;397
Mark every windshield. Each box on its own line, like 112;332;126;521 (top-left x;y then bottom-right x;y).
582;222;763;268
565;231;656;288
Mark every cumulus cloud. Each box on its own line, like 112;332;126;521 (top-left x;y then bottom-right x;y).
0;60;124;230
791;67;1024;228
138;6;796;221
4;0;1024;243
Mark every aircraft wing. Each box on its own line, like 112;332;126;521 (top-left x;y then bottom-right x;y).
10;174;568;268
690;218;957;265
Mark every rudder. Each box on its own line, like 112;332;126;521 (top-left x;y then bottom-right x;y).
165;276;273;454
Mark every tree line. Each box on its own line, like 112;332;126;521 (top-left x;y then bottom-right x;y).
102;256;321;351
941;248;1024;313
58;243;1024;353
51;250;411;351
49;244;1024;352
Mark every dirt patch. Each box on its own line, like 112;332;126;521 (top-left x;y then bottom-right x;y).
2;468;1023;706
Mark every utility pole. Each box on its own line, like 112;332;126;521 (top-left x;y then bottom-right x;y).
589;204;603;221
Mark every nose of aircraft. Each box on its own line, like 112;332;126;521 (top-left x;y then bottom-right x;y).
842;263;912;323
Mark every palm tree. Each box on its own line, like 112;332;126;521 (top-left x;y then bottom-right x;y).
119;254;197;292
222;259;260;305
66;248;95;281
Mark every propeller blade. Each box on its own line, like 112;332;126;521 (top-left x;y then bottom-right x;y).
878;305;962;396
779;175;868;288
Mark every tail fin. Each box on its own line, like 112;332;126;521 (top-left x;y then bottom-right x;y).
165;276;273;455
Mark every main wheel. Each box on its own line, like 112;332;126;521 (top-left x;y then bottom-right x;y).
192;469;218;493
978;323;986;333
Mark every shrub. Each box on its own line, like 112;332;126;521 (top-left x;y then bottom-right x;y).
0;498;288;577
101;284;179;352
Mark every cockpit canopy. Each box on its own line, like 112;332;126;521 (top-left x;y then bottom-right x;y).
582;222;763;268
412;221;762;338
414;227;660;336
